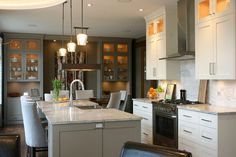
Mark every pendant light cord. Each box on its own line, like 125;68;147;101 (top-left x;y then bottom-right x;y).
70;0;73;41
81;0;83;33
62;2;65;47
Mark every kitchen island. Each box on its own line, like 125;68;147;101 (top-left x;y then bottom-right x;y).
37;100;141;157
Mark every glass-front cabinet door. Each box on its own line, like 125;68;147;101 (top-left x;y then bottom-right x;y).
103;56;115;81
197;0;211;22
8;53;23;81
215;0;233;16
25;54;39;81
117;56;128;81
197;0;233;23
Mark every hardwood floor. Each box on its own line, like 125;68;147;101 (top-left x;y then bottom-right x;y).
0;124;47;157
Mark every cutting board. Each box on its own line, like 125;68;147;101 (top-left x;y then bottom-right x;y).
198;80;208;103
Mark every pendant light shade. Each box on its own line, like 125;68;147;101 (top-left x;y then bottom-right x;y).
67;0;76;52
77;33;87;46
76;0;88;46
59;48;67;56
67;41;76;52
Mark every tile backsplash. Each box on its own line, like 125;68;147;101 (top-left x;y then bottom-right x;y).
159;60;236;107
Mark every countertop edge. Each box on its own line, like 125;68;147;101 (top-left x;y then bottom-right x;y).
177;105;236;115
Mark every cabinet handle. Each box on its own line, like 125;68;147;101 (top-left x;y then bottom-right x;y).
183;115;192;118
143;118;149;121
143;132;148;136
134;104;138;107
201;119;212;123
202;135;212;140
153;68;156;77
213;62;215;75
142;106;148;109
183;129;192;134
209;63;213;75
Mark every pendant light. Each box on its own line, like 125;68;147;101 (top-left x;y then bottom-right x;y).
76;0;88;46
59;2;67;56
67;0;76;52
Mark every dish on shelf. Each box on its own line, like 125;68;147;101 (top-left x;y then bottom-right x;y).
28;76;37;80
30;59;37;63
10;58;18;62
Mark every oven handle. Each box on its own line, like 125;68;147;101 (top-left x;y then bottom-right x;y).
155;112;177;119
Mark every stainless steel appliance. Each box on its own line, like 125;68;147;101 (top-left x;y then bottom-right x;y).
152;99;200;148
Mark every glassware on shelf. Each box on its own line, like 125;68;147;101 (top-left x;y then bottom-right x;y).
25;54;39;80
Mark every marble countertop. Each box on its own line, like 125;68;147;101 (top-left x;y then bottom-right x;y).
178;104;236;115
132;98;159;103
37;100;142;125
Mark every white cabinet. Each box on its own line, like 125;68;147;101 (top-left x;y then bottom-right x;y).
195;0;236;79
133;100;153;144
178;108;236;157
6;97;22;124
49;120;140;157
195;0;234;23
145;5;179;80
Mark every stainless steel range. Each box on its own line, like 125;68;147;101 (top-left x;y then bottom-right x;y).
152;99;200;148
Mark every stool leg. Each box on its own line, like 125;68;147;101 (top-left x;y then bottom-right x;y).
32;147;36;157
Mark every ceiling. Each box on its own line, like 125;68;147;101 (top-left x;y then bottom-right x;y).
0;0;178;39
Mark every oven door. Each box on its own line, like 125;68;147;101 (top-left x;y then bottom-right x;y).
153;112;178;148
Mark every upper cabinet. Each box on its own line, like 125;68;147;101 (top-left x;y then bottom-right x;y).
195;0;235;79
7;39;42;82
145;5;180;80
196;0;233;23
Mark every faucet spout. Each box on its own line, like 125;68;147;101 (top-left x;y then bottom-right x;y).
69;79;85;106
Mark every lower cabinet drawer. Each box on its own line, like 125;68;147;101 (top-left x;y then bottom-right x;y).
199;126;217;150
141;129;153;144
199;146;217;157
179;138;199;157
199;113;217;129
179;121;199;142
178;109;199;124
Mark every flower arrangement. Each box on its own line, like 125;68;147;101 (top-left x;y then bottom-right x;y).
52;78;62;101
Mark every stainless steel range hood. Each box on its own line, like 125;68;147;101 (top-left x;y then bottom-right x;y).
159;0;195;61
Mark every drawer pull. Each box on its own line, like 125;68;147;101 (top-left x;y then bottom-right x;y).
143;132;148;136
142;106;148;109
201;135;212;140
134;104;138;107
201;119;212;123
143;118;149;121
183;129;192;134
183;115;192;118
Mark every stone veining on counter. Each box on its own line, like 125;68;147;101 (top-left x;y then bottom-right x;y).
37;100;142;125
178;104;236;115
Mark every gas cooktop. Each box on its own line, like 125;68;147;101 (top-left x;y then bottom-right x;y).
152;99;202;115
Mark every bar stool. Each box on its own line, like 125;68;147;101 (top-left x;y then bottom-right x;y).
20;96;48;157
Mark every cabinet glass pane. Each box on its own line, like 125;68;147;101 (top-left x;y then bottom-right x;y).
157;19;164;33
198;0;210;19
216;0;230;13
9;54;22;80
26;40;40;51
103;43;115;53
8;40;22;50
148;22;155;36
117;56;128;80
25;54;39;80
103;56;115;80
117;44;128;53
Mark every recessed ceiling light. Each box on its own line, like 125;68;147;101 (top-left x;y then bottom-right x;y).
118;0;132;3
87;3;93;7
139;8;144;12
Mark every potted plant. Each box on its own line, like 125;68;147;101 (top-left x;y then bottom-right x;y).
52;79;62;101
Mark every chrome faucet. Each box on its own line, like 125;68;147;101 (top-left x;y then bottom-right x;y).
69;79;85;106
